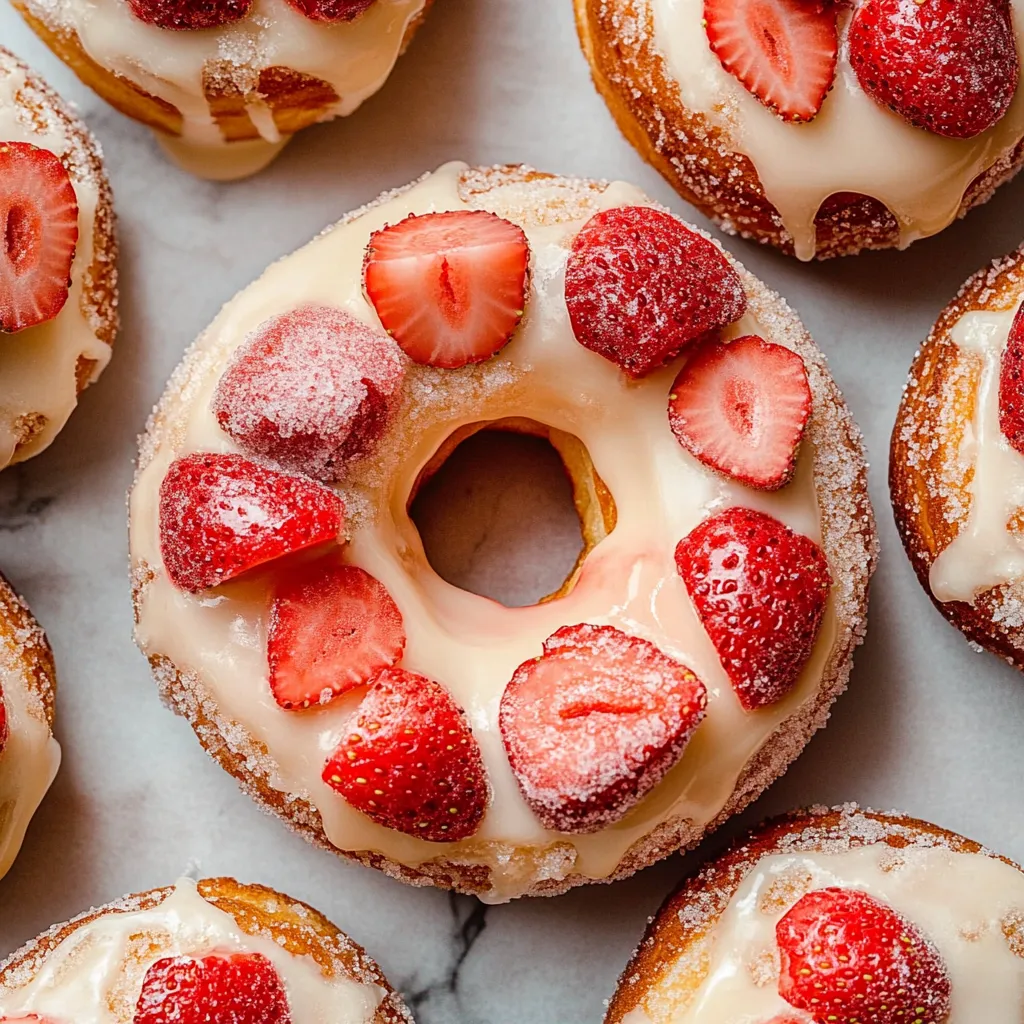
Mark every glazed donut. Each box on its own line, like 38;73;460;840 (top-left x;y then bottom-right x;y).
0;572;59;883
0;876;411;1022
890;245;1024;667
128;161;876;901
607;805;1024;1023
13;0;432;180
574;0;1024;259
0;47;117;470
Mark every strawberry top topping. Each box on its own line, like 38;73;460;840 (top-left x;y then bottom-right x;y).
999;302;1024;454
284;0;376;20
126;0;252;28
565;206;747;378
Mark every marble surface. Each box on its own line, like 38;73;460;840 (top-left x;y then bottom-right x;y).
2;2;1024;1021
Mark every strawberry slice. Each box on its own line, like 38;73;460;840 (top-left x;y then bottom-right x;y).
675;507;831;710
211;305;405;482
126;0;251;28
704;0;838;122
134;952;290;1024
565;206;746;378
0;142;78;334
323;668;488;841
0;685;6;755
158;452;344;593
999;303;1024;454
849;0;1018;139
777;888;951;1024
285;0;375;20
268;563;405;710
499;623;707;833
363;210;530;368
668;335;811;490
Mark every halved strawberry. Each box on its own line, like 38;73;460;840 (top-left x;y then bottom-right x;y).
363;210;529;368
704;0;838;122
134;952;290;1024
268;562;405;710
0;142;78;334
158;452;344;593
0;685;6;755
126;0;251;28
285;0;374;20
499;623;707;833
999;303;1024;454
777;888;951;1024
668;335;811;490
565;206;747;378
675;507;831;710
849;0;1018;139
323;668;488;841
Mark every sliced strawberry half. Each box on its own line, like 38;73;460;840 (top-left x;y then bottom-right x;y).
126;0;252;29
363;210;530;368
0;142;78;334
565;206;747;378
158;452;344;593
777;888;952;1024
668;335;811;490
704;0;839;122
323;667;488;841
675;506;831;710
268;562;405;710
499;623;707;833
134;951;290;1024
1000;303;1024;454
284;0;375;20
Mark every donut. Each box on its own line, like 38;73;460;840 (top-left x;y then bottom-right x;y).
128;161;877;901
0;47;117;470
606;805;1024;1022
574;0;1024;259
0;572;59;883
12;0;432;180
0;875;411;1022
890;245;1024;667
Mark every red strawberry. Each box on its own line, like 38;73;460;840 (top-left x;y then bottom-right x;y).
0;685;6;755
134;951;290;1024
0;142;78;334
499;624;707;833
675;507;830;710
268;563;405;710
212;305;405;482
1000;303;1024;453
323;668;487;841
777;888;951;1024
849;0;1018;139
158;452;344;593
284;0;374;20
363;210;529;368
704;0;838;122
668;335;811;490
126;0;251;28
565;206;746;378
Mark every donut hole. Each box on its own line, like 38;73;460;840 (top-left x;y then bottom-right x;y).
409;419;616;608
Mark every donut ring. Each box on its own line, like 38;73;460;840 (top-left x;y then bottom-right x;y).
0;876;411;1022
574;0;1024;260
607;805;1024;1022
0;46;118;469
129;162;876;901
0;571;59;883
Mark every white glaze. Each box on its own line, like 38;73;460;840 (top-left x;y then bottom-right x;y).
130;161;840;902
650;0;1024;260
0;878;384;1023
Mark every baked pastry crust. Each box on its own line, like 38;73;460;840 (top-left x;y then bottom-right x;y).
0;571;56;732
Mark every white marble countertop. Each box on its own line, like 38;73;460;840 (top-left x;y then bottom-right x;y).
2;2;1024;1021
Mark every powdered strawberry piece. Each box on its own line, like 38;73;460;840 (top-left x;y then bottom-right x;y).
158;453;344;593
0;142;78;334
668;335;811;490
849;0;1018;139
285;0;374;20
364;210;529;368
134;951;290;1024
499;623;707;833
704;0;838;121
269;563;405;710
675;507;830;710
323;668;487;841
127;0;251;28
999;303;1024;454
565;206;746;378
212;305;405;482
777;887;952;1024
